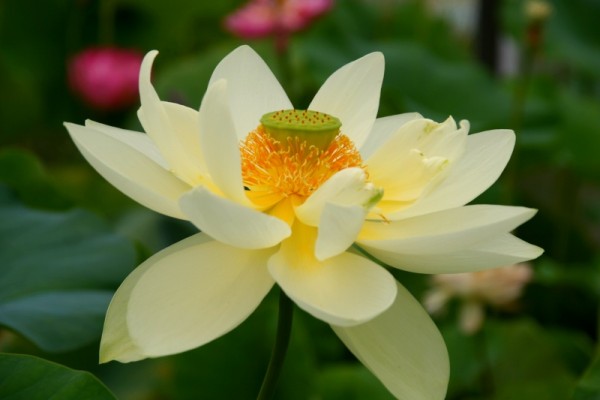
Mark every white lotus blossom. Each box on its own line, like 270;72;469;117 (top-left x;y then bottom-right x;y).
65;45;543;399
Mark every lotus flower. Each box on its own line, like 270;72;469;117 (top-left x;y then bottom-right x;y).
64;45;542;399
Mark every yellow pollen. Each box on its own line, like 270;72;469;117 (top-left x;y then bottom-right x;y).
240;125;364;205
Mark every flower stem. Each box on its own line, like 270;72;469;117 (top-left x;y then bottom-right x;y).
257;289;294;400
99;0;115;45
475;326;495;396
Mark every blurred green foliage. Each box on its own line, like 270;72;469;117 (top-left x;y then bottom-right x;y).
0;0;599;399
0;353;116;399
0;186;135;352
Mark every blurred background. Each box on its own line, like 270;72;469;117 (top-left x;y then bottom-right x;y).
0;0;599;399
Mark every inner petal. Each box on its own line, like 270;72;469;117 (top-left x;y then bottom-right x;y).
367;117;469;215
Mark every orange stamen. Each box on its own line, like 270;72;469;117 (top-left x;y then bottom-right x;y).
240;125;364;206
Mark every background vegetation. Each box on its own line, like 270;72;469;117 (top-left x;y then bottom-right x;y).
0;0;599;398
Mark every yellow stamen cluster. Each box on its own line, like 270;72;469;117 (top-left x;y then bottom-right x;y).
241;125;363;205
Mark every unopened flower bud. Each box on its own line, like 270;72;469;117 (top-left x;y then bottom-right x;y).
68;47;143;111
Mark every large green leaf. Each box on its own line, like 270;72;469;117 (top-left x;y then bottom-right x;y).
484;319;580;400
573;350;600;400
0;187;136;352
0;353;116;399
441;324;485;398
0;148;71;210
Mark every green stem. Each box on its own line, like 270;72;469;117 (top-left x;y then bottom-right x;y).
503;37;535;205
476;325;495;396
554;168;579;261
257;290;294;400
99;0;116;45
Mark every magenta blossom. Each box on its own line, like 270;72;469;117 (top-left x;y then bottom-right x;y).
68;47;143;111
225;0;333;39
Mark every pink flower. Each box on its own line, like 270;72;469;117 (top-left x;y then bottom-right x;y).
225;0;333;39
68;47;143;111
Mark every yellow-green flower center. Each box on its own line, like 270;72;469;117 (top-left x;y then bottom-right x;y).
240;110;363;211
260;109;342;151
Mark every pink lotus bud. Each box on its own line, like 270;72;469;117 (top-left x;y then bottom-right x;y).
280;0;334;31
293;0;334;16
224;0;333;39
224;0;277;38
68;47;143;111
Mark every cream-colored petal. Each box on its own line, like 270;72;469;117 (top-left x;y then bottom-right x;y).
308;53;384;149
100;233;275;362
85;120;169;169
65;122;189;219
412;117;468;160
208;45;292;139
179;186;291;249
137;52;178;167
162;101;207;175
315;204;365;261
359;205;537;254
366;116;464;162
100;233;212;362
360;233;543;274
375;149;449;202
295;168;381;226
390;129;515;219
359;112;422;159
367;117;468;204
268;224;396;326
137;51;201;184
198;80;249;205
332;281;449;400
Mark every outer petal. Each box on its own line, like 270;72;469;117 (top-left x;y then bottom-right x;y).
268;223;396;327
332;281;449;400
358;205;537;254
179;186;291;249
85;120;169;169
100;233;275;363
361;233;543;274
90;104;207;174
359;112;423;159
198;80;249;205
65;122;190;219
208;45;292;139
137;51;202;184
308;52;384;149
389;129;515;219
